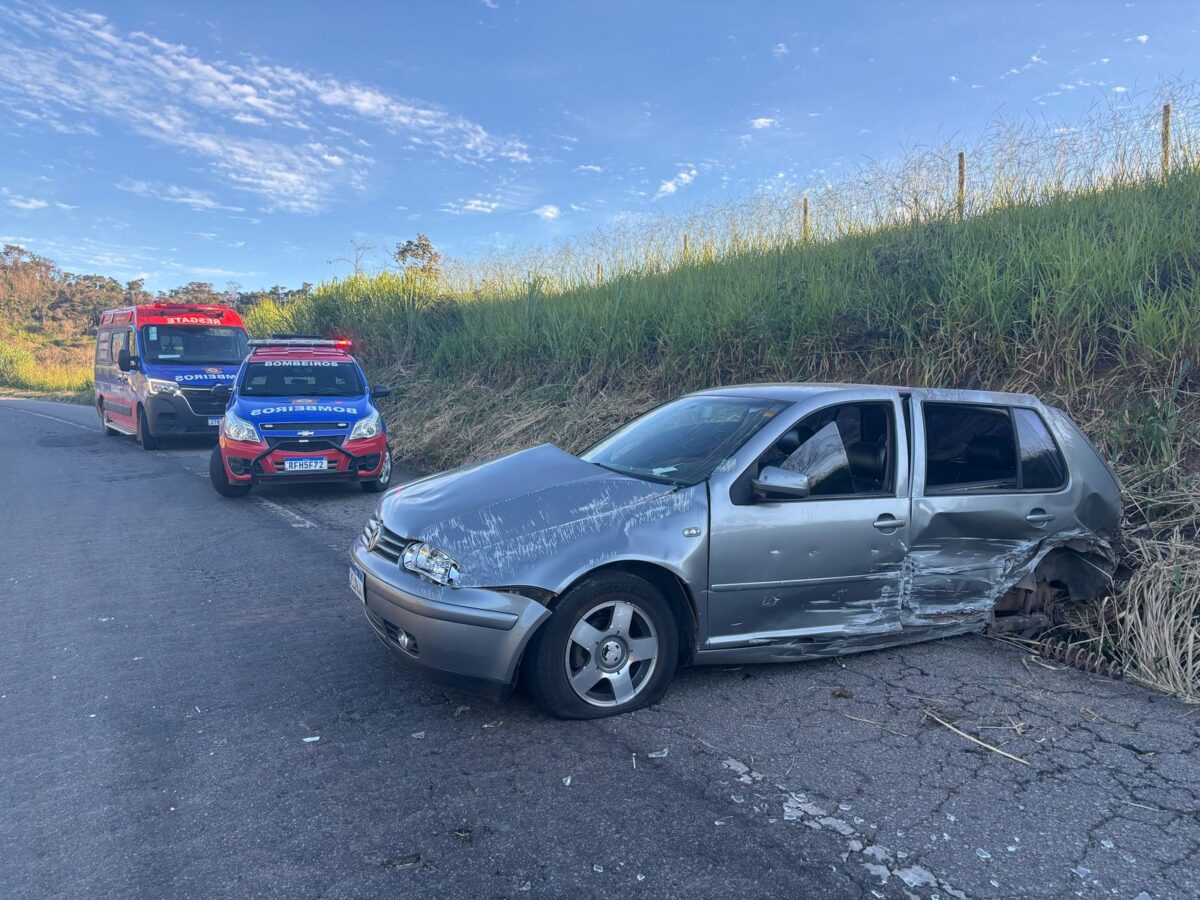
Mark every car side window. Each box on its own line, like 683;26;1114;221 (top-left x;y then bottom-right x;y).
1013;408;1067;490
95;329;112;365
110;331;127;362
752;401;895;500
923;403;1017;493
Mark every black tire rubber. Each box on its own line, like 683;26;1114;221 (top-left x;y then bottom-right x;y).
98;403;118;436
361;449;393;493
209;446;252;497
137;406;160;451
523;572;678;720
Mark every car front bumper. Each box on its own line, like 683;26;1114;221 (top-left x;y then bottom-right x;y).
220;433;388;483
350;537;552;697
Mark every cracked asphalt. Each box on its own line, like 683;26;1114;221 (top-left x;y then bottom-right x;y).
2;397;1198;899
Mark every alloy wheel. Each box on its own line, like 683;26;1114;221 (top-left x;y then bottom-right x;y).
564;599;659;707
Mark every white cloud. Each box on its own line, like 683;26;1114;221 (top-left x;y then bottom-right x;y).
772;43;789;57
7;195;48;210
654;168;698;200
117;178;245;212
1112;85;1128;93
481;0;499;7
441;197;499;214
575;164;604;173
750;117;776;129
1136;34;1149;43
0;3;529;213
533;204;560;220
949;74;959;82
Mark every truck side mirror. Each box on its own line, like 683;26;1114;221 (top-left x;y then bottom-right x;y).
371;384;391;399
211;383;231;399
116;349;134;372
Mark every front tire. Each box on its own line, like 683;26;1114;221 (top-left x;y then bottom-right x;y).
137;406;160;451
523;572;678;719
361;449;393;493
209;446;251;497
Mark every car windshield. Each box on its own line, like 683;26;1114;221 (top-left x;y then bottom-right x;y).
238;360;365;397
581;395;789;486
140;325;249;365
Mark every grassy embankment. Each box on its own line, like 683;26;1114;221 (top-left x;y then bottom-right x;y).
247;97;1200;700
0;336;92;399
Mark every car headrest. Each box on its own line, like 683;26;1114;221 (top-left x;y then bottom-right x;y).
776;425;814;456
965;434;1014;470
846;441;885;480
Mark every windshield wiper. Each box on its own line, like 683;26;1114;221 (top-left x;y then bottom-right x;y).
589;462;684;487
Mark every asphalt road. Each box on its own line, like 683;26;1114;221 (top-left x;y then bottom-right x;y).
1;397;1198;899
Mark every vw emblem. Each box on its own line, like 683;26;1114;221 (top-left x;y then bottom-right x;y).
366;529;379;552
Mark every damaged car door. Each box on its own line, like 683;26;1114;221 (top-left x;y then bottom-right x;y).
904;397;1077;627
705;395;911;651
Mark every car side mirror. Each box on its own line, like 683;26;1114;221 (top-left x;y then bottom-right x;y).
116;349;134;372
752;466;811;499
210;383;231;399
371;384;391;399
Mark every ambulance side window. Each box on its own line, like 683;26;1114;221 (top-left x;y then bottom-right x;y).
96;329;112;365
110;331;127;361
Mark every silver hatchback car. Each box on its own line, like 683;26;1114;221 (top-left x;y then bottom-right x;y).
350;384;1121;718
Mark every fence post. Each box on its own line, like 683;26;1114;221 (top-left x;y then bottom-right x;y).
956;151;966;221
802;196;811;243
1161;102;1172;182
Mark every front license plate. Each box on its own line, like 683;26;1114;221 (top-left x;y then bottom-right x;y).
284;458;328;471
207;417;222;427
349;565;365;603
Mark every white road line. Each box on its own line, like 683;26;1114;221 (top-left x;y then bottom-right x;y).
0;403;93;431
255;497;319;529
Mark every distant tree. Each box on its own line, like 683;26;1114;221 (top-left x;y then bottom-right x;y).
166;281;220;305
393;233;441;275
329;239;375;277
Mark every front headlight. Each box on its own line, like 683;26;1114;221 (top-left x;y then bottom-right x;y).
402;541;460;586
222;411;260;443
148;378;181;395
348;411;381;441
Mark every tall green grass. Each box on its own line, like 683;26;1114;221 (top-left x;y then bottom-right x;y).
0;341;92;394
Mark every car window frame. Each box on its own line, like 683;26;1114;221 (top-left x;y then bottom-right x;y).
733;398;901;504
919;400;1070;497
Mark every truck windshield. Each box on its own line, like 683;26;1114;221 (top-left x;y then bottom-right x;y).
238;361;366;397
140;325;249;365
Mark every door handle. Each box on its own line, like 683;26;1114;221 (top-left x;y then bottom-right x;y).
1025;509;1056;526
872;514;905;531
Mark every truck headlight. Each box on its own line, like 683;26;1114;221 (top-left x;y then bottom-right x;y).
349;411;381;441
148;378;181;395
222;411;260;443
402;542;460;586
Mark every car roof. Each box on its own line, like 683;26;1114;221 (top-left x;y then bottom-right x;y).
688;382;1043;406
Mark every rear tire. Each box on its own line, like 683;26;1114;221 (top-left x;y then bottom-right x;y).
137;406;160;451
361;450;393;493
523;572;678;719
209;446;251;497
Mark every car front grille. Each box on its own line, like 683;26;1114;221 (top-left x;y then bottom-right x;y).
265;436;345;451
363;516;409;563
179;387;227;416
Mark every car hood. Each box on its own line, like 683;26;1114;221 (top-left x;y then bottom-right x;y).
378;443;702;588
232;394;371;423
141;362;239;386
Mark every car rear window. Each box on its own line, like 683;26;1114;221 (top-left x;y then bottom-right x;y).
1013;407;1067;490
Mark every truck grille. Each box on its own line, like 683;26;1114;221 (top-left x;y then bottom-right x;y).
260;422;349;432
363;516;409;563
265;436;345;451
180;387;228;416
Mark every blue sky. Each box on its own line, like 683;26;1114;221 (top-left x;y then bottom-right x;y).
0;0;1196;291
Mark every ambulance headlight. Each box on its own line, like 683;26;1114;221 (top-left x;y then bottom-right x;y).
402;542;460;586
349;411;381;441
222;411;259;443
148;378;181;395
